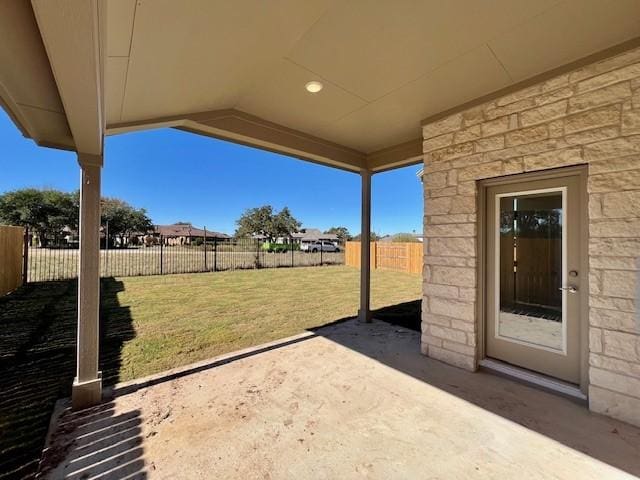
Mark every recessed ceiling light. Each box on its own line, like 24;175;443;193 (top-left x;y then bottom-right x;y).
305;81;323;93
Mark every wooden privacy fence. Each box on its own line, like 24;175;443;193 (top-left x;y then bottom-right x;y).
345;241;423;274
0;225;25;296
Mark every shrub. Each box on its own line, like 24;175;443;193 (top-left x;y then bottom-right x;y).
261;242;300;253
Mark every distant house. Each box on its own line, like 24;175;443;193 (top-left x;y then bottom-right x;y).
292;228;339;247
153;224;229;246
253;228;339;247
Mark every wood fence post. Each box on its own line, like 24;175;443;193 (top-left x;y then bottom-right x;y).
22;227;29;285
371;241;377;270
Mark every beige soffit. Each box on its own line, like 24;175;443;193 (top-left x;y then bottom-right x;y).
32;0;105;156
109;108;423;173
0;1;73;150
105;0;640;158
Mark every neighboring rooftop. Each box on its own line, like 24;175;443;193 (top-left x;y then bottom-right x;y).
153;223;229;239
292;228;338;241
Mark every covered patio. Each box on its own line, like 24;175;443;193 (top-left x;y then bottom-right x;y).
40;319;640;479
2;0;640;477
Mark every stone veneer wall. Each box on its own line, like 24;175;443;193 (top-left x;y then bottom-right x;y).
421;47;640;426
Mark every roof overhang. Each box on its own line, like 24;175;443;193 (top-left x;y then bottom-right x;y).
1;1;640;173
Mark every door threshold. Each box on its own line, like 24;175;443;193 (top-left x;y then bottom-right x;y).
479;358;587;402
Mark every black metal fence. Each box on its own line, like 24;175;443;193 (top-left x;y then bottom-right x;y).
26;236;345;282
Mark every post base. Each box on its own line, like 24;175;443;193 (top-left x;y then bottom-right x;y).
72;373;102;410
357;308;372;323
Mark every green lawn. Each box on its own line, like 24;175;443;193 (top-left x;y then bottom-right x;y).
101;266;422;382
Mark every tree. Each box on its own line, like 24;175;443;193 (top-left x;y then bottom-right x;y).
352;232;379;242
271;207;301;239
101;197;153;246
391;232;420;243
235;205;301;240
0;187;152;247
325;226;351;242
0;188;78;246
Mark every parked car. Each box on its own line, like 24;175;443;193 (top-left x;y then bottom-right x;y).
302;241;340;253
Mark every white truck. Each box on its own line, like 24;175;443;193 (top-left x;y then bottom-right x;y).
301;241;340;253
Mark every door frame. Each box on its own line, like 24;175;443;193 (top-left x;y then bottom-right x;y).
477;165;589;395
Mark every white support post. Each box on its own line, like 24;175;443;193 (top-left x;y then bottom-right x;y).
358;169;372;323
72;153;103;409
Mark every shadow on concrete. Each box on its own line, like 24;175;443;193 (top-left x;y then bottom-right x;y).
372;299;421;332
38;402;146;480
0;278;141;479
310;316;640;477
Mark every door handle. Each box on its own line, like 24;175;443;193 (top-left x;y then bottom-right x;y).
559;285;578;293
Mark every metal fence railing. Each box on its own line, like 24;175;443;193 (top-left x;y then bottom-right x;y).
26;236;345;282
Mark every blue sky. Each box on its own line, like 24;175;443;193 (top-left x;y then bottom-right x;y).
0;109;422;236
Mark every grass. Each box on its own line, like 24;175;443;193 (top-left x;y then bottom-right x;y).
102;266;422;382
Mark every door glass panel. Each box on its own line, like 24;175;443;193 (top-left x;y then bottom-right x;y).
497;189;564;352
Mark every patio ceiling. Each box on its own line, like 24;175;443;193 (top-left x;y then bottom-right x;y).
2;1;640;171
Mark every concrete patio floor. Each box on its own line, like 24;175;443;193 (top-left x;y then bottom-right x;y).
39;319;640;479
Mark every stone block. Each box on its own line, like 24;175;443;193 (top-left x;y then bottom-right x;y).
475;136;505;152
429;297;475;321
442;340;476;356
423;223;475;238
454;125;482;144
458;161;502;181
590;353;640;379
450;196;476;214
462;105;485;127
496;84;542;106
505;125;549;147
589;328;603;353
524;147;583;171
603;330;640;362
426;196;453;215
569;49;640;84
429;325;467;344
575;62;640;94
423;284;459;299
485;98;536;120
423;114;463;139
424;133;455;153
423;170;449;188
481;116;510;137
590;219;640;238
589;385;640;427
535;86;573;106
429;237;475;257
564;104;620;134
588;154;640;174
590;367;640;398
430;266;475;287
601;270;638;299
569;82;632;113
520;100;568;127
590;307;638;333
565;126;619;146
588;170;640;193
589;238;640;257
428;345;476;371
622;109;640;135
